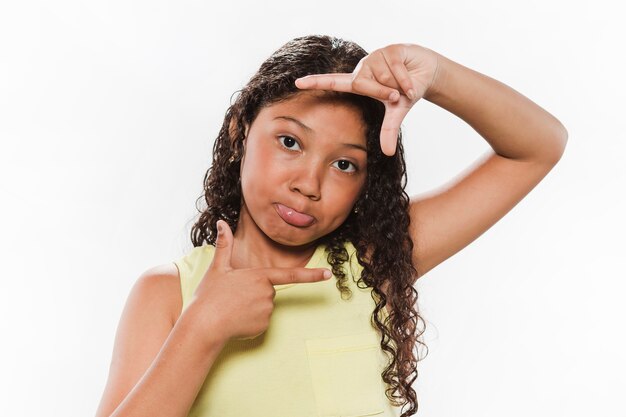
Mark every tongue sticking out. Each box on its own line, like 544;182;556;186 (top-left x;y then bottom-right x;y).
275;203;315;227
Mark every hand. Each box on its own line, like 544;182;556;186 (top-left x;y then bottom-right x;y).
295;43;440;156
189;220;331;343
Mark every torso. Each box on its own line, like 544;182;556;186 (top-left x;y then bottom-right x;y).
159;261;392;327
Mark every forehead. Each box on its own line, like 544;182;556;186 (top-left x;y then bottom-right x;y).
255;91;367;138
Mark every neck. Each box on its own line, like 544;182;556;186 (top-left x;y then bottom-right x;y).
230;206;319;270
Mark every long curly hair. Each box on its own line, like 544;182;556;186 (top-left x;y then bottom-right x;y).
189;35;427;417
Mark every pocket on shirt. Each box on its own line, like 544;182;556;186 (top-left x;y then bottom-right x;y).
305;331;386;417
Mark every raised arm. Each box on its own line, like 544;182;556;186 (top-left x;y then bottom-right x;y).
407;50;567;277
295;43;568;279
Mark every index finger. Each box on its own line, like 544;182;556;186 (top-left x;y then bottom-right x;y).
295;73;354;93
295;73;399;102
265;267;332;285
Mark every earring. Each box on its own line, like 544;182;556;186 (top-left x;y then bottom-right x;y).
228;153;237;163
353;192;368;214
229;137;246;164
229;149;241;164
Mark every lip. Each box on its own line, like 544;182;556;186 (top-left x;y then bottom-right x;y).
274;203;316;227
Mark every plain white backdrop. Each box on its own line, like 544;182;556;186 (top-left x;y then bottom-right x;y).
1;1;624;416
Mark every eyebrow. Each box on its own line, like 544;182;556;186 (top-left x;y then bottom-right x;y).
273;116;367;153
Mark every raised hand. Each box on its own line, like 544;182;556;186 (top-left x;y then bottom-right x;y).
295;43;440;156
188;220;331;343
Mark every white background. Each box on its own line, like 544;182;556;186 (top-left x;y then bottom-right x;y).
1;1;624;416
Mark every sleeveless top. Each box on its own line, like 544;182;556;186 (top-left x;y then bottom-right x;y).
173;240;401;417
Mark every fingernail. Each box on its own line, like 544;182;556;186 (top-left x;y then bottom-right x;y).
217;221;223;234
323;270;332;279
407;89;416;100
389;91;400;101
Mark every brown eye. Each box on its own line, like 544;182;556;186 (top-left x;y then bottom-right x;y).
278;135;301;150
333;160;357;173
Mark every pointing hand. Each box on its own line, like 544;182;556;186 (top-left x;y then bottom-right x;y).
189;220;331;343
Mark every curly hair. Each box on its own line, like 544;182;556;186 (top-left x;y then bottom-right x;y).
189;35;428;417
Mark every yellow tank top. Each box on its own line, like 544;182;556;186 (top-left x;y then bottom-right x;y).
173;240;401;417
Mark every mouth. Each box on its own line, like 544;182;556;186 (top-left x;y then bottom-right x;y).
274;203;316;227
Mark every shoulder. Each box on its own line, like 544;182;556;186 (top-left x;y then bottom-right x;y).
134;263;183;327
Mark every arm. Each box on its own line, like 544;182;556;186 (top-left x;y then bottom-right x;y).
96;224;329;417
95;268;228;417
294;43;568;279
424;51;568;162
409;50;568;277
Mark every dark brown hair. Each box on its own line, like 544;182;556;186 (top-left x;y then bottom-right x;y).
190;35;427;417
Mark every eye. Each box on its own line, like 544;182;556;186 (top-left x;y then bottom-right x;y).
332;159;358;173
278;135;301;151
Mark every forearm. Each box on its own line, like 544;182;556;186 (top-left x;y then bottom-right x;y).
424;50;568;162
106;305;227;417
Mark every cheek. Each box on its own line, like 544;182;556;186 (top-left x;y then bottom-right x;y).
240;146;284;201
322;182;362;218
241;162;268;202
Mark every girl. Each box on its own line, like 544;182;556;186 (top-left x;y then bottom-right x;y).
95;35;567;417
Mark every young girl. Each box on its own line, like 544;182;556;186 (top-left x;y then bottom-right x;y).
95;35;567;417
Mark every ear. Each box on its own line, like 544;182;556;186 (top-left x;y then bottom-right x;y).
243;122;250;139
228;116;249;138
241;122;250;154
240;122;249;175
228;117;237;143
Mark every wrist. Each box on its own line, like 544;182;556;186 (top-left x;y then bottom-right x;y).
423;49;448;102
178;301;230;352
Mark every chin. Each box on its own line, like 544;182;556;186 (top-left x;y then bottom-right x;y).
263;222;322;248
270;232;319;248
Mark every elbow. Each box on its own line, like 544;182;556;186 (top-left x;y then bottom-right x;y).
554;123;569;162
557;119;569;147
545;121;568;164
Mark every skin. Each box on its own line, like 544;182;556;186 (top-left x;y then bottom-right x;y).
296;43;568;278
229;90;369;271
95;42;569;417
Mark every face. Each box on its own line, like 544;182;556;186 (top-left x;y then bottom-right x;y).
238;91;368;247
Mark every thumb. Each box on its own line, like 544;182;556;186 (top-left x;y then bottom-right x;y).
212;220;233;270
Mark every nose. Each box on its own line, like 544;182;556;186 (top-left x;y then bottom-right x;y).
289;161;322;201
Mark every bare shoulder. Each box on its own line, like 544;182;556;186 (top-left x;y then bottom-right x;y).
137;263;183;326
94;263;183;417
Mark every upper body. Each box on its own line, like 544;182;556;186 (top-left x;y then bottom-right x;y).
96;38;567;417
170;240;400;417
137;248;391;340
